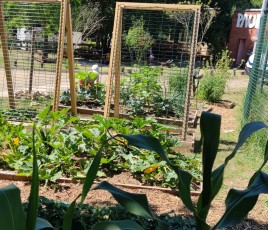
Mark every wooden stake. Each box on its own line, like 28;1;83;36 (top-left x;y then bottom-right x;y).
113;5;123;118
52;0;67;112
104;3;123;117
29;29;36;93
182;8;200;140
65;2;77;115
0;3;15;109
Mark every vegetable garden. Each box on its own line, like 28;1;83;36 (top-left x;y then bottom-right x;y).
0;0;268;229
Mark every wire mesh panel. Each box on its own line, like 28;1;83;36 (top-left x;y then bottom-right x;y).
0;1;69;118
119;9;194;119
104;3;200;136
243;6;268;123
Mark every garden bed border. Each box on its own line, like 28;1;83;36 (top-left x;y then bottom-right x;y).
0;170;201;196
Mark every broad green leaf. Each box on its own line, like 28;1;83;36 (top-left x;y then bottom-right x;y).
0;184;26;230
197;112;221;219
92;220;144;230
119;134;195;211
36;106;50;121
80;141;107;204
35;217;53;229
62;195;81;230
119;134;196;213
27;125;39;230
214;171;268;229
94;181;156;219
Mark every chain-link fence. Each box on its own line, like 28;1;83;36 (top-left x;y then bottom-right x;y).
243;6;268;124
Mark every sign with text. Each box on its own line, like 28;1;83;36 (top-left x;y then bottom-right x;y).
236;13;261;28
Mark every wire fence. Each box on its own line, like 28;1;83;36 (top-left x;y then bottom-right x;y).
0;2;67;119
243;6;268;124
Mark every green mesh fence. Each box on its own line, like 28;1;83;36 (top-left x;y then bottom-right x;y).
243;9;268;123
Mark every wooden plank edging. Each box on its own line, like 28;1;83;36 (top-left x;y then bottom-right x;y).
0;170;201;196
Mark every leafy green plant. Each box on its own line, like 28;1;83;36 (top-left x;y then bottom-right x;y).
196;50;232;102
0;126;53;230
75;71;98;89
124;17;154;64
117;112;268;229
1;108;201;187
23;196;195;229
1;112;267;229
60;83;106;107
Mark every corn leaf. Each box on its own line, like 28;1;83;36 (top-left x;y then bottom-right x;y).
0;184;26;230
197;112;221;219
62;195;81;230
93;181;156;219
26;125;39;230
92;220;144;230
214;171;268;229
35;217;53;229
80;147;103;204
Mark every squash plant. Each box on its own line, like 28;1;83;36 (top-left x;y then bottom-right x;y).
1;108;201;187
1;112;268;229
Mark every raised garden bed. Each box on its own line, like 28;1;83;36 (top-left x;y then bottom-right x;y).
208;99;235;109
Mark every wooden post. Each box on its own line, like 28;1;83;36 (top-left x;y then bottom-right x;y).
52;0;67;112
65;2;77;115
29;29;36;93
113;5;123;118
104;3;123;117
182;8;200;140
0;3;15;109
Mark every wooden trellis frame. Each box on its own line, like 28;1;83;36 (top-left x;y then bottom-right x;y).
0;0;77;115
104;2;200;139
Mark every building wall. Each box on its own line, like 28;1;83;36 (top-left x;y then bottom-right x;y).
228;9;261;65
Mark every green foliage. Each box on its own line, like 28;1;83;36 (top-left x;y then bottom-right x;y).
0;108;201;188
3;2;59;35
121;66;187;118
0;109;37;121
121;66;162;115
22;196;195;229
0;128;53;230
75;71;98;89
1;111;267;229
124;17;154;64
60;83;106;107
119;112;268;229
196;50;232;102
0;184;27;230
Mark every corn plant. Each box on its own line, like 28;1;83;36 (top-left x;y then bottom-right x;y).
114;111;268;229
1;112;268;229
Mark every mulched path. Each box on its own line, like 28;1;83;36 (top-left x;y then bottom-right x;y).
0;170;267;229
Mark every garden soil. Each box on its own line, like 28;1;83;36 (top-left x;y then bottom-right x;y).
0;72;267;229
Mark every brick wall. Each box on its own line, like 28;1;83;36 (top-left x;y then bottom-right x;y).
228;10;261;65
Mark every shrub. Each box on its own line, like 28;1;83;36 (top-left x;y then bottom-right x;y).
196;50;232;102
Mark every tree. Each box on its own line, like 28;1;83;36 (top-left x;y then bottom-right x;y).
72;2;104;43
124;17;154;64
168;11;194;42
199;7;219;42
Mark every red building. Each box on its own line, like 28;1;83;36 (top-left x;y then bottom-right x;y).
228;9;261;65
